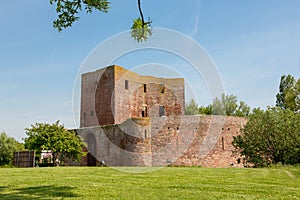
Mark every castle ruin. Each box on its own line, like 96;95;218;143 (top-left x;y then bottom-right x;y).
75;65;247;167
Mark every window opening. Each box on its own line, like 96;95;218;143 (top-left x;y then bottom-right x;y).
222;137;225;150
159;106;165;117
159;84;165;93
142;107;148;117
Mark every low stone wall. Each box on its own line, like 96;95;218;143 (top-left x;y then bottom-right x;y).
75;115;247;168
150;115;247;167
75;118;152;166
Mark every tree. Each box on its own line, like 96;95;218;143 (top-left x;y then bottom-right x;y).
276;74;300;112
212;94;237;115
199;105;212;115
0;132;18;166
24;121;84;165
233;107;300;167
211;94;250;117
296;79;300;110
186;95;250;117
50;0;152;42
185;99;200;115
235;101;251;117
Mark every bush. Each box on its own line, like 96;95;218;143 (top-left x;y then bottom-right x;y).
233;107;300;167
0;132;18;166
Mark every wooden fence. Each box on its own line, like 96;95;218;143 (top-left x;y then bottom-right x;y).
13;151;35;167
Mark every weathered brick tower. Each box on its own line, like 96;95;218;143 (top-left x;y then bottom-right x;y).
80;65;185;127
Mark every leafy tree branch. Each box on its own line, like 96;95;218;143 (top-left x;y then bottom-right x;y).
131;0;152;42
50;0;110;32
50;0;153;42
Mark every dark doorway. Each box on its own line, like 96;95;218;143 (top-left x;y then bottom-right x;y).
87;152;96;166
85;133;97;166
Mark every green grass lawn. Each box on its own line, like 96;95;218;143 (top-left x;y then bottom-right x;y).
0;166;299;200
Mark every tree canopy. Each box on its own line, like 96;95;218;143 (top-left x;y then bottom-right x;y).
276;74;300;112
211;94;250;116
185;99;200;115
185;94;250;117
50;0;152;42
233;74;300;167
233;107;300;167
24;121;84;165
0;132;18;166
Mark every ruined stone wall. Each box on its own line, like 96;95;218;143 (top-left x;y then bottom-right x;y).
150;115;202;166
150;115;247;167
76;118;152;166
76;115;247;168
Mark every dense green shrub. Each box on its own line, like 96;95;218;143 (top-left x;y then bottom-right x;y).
233;107;300;167
0;132;18;166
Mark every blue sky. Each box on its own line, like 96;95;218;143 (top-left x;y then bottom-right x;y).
1;0;299;141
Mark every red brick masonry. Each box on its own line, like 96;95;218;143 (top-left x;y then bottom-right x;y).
76;65;247;167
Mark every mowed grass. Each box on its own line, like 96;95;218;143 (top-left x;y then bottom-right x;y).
0;166;299;200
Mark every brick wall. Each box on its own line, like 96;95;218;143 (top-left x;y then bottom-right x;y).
81;65;185;127
79;65;247;168
95;66;116;126
75;115;247;168
76;118;152;166
80;68;105;127
114;65;185;124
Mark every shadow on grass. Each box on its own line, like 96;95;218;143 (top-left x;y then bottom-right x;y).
0;186;7;192
1;185;79;199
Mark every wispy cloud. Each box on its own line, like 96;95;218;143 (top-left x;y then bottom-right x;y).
190;0;201;36
49;34;64;60
190;14;200;36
